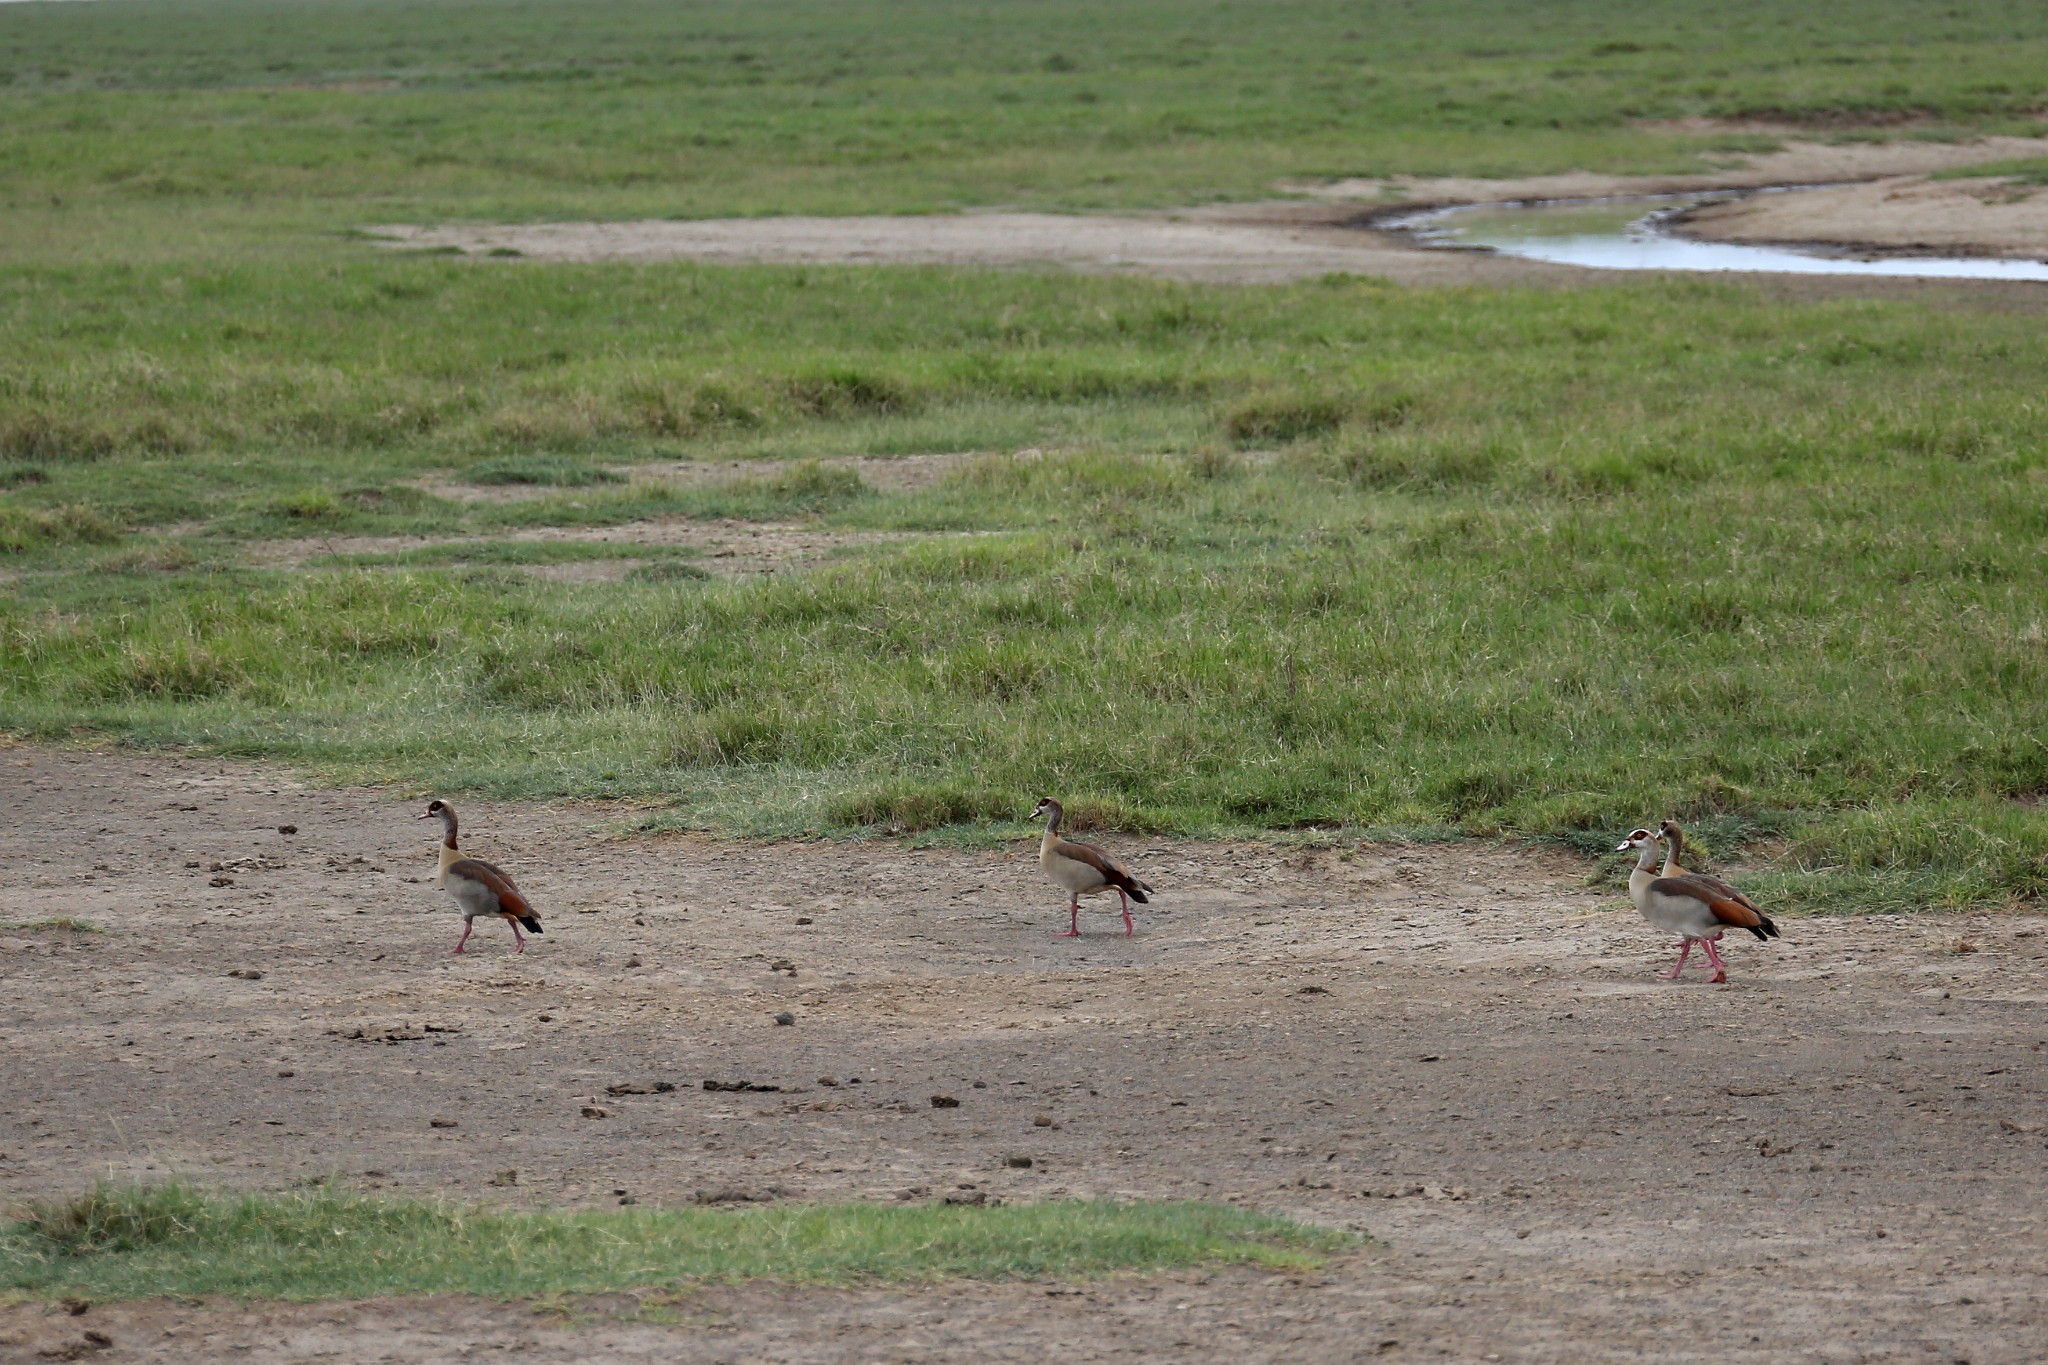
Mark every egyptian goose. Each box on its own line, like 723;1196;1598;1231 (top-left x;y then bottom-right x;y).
419;800;543;954
1616;825;1778;983
1031;798;1153;938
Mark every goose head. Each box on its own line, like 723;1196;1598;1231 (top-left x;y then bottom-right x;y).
1615;826;1657;853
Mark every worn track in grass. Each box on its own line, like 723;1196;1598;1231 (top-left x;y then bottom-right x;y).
2;747;2045;1362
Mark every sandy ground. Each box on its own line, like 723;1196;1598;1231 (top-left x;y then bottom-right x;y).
369;135;2048;290
3;745;2047;1362
1680;177;2048;259
372;208;1566;287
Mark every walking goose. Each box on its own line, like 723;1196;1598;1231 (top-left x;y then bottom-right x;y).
1617;826;1777;983
419;800;543;954
1031;798;1152;938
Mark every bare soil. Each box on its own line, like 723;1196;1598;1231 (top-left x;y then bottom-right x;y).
245;520;957;580
3;746;2047;1361
370;136;2048;294
1681;177;2048;260
371;209;1568;287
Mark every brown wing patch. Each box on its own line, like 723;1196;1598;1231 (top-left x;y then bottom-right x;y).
1051;837;1119;879
1052;838;1147;898
1651;874;1770;933
448;858;534;920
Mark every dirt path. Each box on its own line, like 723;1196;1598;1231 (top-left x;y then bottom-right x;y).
3;746;2046;1362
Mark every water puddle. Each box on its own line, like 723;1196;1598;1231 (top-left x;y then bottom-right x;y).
1391;191;2048;282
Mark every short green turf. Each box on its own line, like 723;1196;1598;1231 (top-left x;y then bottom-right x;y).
2;0;2045;911
0;1184;1348;1302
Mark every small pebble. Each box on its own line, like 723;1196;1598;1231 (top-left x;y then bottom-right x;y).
773;1011;796;1026
277;825;297;835
581;1105;610;1119
930;1094;961;1109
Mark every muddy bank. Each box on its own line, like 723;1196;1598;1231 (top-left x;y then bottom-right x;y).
371;208;1572;288
3;745;2047;1361
367;135;2048;291
1680;175;2048;260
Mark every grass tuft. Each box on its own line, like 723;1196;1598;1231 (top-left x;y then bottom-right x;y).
0;1184;1351;1301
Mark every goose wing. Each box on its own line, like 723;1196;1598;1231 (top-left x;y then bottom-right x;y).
1650;873;1777;939
447;858;536;922
1051;837;1152;900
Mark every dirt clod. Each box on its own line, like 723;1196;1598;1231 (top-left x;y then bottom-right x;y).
931;1094;961;1109
580;1105;609;1120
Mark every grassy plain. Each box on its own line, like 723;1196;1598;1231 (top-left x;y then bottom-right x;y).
2;0;2046;909
0;1184;1341;1300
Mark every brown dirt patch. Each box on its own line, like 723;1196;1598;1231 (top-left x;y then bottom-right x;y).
367;137;2048;295
1318;133;2048;211
3;746;2047;1360
1681;175;2048;260
368;209;1577;288
243;521;949;579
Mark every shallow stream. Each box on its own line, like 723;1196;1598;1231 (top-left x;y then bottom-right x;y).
1391;191;2048;282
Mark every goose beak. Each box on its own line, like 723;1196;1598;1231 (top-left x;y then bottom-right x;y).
1614;839;1633;851
417;811;434;820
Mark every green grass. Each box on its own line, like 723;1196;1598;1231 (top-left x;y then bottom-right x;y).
3;266;2047;909
0;918;100;933
0;1184;1347;1302
1;0;2046;911
3;0;2048;240
1932;156;2048;186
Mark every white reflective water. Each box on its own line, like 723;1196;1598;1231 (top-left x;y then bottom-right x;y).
1392;192;2048;282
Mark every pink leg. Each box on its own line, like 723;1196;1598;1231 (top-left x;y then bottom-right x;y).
1118;888;1135;937
452;920;474;955
1054;897;1081;938
1662;937;1693;979
509;919;526;953
1701;934;1727;984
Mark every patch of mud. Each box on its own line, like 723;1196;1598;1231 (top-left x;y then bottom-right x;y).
247;521;933;578
2;745;2047;1362
1314;133;2048;211
368;137;2048;292
369;210;1569;287
1681;174;2048;259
